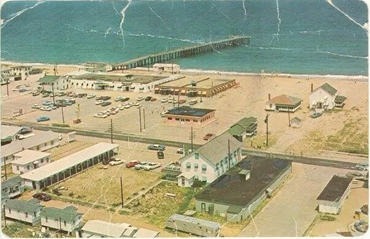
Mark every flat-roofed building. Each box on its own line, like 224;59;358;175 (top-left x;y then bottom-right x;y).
38;75;69;92
133;228;159;238
40;206;83;233
165;214;220;237
178;132;242;187
317;175;352;215
69;72;180;93
155;75;237;97
21;142;119;189
164;106;216;125
81;220;133;238
194;156;292;222
228;117;258;141
1;130;60;166
265;94;302;112
12;150;51;174
4;199;44;225
1;125;24;142
153;63;180;74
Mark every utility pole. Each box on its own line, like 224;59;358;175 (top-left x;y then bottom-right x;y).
265;114;270;146
3;205;6;227
177;93;180;108
4;158;7;180
189;127;195;152
143;108;146;129
228;139;231;170
51;83;55;105
138;107;142;132
110;119;113;143
120;177;124;208
288;110;291;127
61;105;65;123
6;78;9;96
200;87;203;103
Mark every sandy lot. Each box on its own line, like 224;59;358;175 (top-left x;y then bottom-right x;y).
2;64;367;158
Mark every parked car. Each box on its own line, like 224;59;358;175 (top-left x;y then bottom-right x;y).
101;96;111;100
126;160;140;168
176;148;184;154
135;162;149;170
142;162;162;171
132;102;140;106
189;99;198;105
203;133;215;141
33;193;51;201
42;93;49;98
150;98;157;102
148;144;166;151
355;163;368;171
310;112;322;118
145;96;152;101
95;100;104;105
94;112;108;118
115;96;124;102
87;94;96;99
32;104;41;109
137;96;144;101
122;97;130;102
40;106;52;111
124;104;131;109
32;91;40;96
161;98;167;103
109;158;125;166
157;151;164;159
73;119;81;124
101;101;112;107
179;99;186;104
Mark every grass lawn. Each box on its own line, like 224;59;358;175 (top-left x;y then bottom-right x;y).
2;221;38;238
52;164;161;206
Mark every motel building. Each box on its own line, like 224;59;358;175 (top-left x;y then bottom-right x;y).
164;106;216;126
12;150;51;175
20;143;119;190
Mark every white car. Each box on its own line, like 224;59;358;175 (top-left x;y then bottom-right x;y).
40;106;52;111
95;100;104;105
142;162;162;171
32;104;41;109
161;99;167;103
118;105;125;110
134;161;149;170
87;94;96;99
124;104;131;109
109;158;125;166
168;99;173;103
132;102;140;106
137;96;144;101
94;112;107;118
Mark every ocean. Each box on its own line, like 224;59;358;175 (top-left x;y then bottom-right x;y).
1;0;368;76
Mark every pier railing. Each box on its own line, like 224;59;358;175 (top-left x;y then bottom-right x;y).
112;36;250;71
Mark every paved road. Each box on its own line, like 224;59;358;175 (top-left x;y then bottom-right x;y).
2;119;363;170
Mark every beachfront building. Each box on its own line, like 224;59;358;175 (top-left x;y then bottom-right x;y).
38;75;69;92
4;199;44;225
309;83;346;110
194;157;292;222
69;72;180;93
40;206;83;233
1;130;60;166
153;63;180;74
228;117;257;141
12;150;51;174
317;175;352;215
165;214;220;237
164;106;216;126
177;132;242;187
83;62;113;72
265;94;302;112
1;176;24;199
155;75;237;97
21;142;119;190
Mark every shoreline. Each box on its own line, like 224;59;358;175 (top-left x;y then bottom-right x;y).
1;60;368;81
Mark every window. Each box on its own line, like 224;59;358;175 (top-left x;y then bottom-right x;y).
46;158;49;163
185;119;190;122
194;163;198;168
41;158;44;163
25;212;28;218
186;162;191;169
193;119;198;122
195;153;199;159
175;118;180;121
168;117;172;120
64;221;67;226
202;164;207;172
16;166;19;170
46;217;48;222
34;212;36;217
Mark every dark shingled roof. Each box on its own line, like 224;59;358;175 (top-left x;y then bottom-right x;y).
5;199;43;213
195;156;291;206
38;75;61;83
166;106;215;118
1;176;22;190
317;83;337;95
335;95;347;103
317;175;352;202
41;206;82;222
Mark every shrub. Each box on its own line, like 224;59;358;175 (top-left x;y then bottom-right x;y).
52;123;70;127
68;192;74;197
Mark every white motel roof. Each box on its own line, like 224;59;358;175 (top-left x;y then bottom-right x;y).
1;131;59;158
12;150;50;165
21;142;119;182
82;220;132;238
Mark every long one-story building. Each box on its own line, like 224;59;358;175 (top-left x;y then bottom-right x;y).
317;175;352;215
20;142;119;189
194;156;292;222
12;150;51;174
164;106;216;126
265;94;302;112
40;206;83;233
1;130;60;166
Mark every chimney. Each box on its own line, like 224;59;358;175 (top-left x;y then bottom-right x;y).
268;94;271;100
311;83;313;93
239;170;250;181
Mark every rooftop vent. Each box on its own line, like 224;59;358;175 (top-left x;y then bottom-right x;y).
239;169;250;181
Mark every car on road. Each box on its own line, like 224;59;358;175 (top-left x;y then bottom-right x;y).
134;161;149;170
179;99;186;104
161;99;167;103
310;112;322;118
142;162;162;171
87;94;96;99
101;101;112;107
145;96;152;101
137;96;144;101
36;116;50;122
94;112;108;118
126;160;140;168
203;133;215;141
148;144;166;151
177;148;184;154
355;163;368;171
189;99;198;105
32;104;41;109
40;106;52;111
109;158;125;166
33;193;51;201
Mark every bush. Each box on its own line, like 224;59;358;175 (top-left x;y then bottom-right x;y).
52;123;70;127
192;179;206;188
68;192;74;197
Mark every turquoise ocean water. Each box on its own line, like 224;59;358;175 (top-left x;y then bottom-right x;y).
1;0;368;76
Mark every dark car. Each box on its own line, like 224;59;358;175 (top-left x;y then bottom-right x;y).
157;151;164;159
203;133;215;141
145;96;152;101
101;96;111;101
101;101;112;106
33;193;51;201
310;112;322;118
